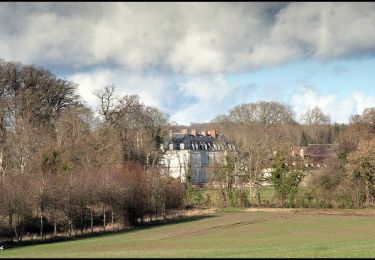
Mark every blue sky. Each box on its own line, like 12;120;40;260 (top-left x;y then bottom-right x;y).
228;57;375;104
1;2;375;125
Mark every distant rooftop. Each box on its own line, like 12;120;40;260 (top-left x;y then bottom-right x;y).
163;128;235;151
305;144;339;157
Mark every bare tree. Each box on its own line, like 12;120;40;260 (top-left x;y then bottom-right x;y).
346;138;375;206
361;107;375;126
6;117;40;175
227;101;295;127
301;107;332;144
94;85;168;166
212;101;297;205
303;106;330;125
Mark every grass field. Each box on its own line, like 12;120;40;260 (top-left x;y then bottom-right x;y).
2;209;375;258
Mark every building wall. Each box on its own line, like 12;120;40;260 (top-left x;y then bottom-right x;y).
161;149;190;182
161;149;227;184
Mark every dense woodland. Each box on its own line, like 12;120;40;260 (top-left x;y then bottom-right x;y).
0;60;184;242
1;59;375;243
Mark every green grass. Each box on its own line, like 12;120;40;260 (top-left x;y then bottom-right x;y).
2;210;375;258
219;207;246;213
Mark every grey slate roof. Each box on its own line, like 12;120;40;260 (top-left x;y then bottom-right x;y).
163;133;235;151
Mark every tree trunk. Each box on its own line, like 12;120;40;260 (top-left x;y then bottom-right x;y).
80;207;84;236
0;150;4;176
103;204;106;230
136;132;140;151
257;189;261;206
68;194;73;236
15;215;19;242
249;184;253;205
356;194;360;208
220;187;227;207
68;218;72;237
14;225;18;242
53;202;57;237
54;218;57;237
8;211;13;242
90;210;93;233
366;179;370;205
111;210;114;228
40;214;43;239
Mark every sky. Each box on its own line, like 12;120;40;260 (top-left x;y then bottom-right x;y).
1;2;375;125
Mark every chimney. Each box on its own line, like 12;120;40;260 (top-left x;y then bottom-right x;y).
181;128;188;135
169;129;173;138
191;128;197;136
208;129;217;138
201;130;207;136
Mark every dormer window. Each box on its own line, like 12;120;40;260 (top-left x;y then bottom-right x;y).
180;143;185;150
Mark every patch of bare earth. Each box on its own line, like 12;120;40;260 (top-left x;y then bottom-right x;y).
246;207;375;216
174;208;219;217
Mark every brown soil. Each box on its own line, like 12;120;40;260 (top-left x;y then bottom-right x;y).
246;207;375;216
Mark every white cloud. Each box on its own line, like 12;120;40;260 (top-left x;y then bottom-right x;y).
68;68;172;113
70;69;248;125
70;69;375;125
168;30;225;74
350;92;375;115
171;75;232;124
179;75;231;101
290;86;336;121
2;3;375;126
69;69;115;109
290;86;375;123
1;3;375;74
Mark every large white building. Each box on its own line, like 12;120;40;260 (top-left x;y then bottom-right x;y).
160;128;236;185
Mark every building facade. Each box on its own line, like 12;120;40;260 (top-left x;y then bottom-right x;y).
160;128;236;185
289;144;340;168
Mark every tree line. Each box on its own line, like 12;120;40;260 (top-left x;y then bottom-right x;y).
207;102;375;209
0;60;184;243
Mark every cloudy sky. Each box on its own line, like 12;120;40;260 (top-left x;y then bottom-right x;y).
1;2;375;124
